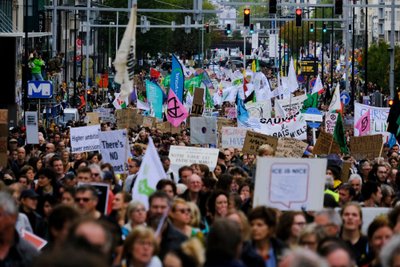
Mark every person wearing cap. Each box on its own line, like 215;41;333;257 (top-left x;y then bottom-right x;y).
8;138;18;151
19;189;47;239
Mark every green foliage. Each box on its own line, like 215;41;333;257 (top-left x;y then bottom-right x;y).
366;41;400;93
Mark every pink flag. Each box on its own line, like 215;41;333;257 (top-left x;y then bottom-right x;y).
166;89;188;127
355;109;371;136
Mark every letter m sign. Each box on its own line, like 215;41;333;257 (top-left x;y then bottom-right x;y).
28;81;53;99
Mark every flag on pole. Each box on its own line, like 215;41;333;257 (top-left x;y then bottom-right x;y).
131;137;166;210
236;93;249;124
113;5;137;100
329;84;342;113
333;113;349;154
355;109;371;136
166;89;188;127
171;54;185;102
287;57;299;93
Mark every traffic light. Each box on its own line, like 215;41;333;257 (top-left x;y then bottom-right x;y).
205;23;210;33
250;23;254;34
389;99;394;107
244;8;250;27
310;23;314;32
295;9;302;27
335;0;343;15
323;23;327;33
269;0;277;14
226;23;231;35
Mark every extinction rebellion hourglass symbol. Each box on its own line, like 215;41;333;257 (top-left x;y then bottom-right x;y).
167;97;184;118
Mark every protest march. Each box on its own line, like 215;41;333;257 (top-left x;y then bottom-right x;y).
2;4;400;267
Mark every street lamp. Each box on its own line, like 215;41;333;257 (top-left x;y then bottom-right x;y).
109;22;115;68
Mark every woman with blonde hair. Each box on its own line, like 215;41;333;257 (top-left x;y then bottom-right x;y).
122;201;147;238
163;238;205;267
169;198;201;238
122;226;162;267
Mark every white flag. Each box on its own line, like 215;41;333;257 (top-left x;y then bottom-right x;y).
113;5;137;100
287;57;299;93
131;137;166;210
329;84;342;112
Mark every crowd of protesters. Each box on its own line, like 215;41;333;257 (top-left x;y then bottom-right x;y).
1;114;400;267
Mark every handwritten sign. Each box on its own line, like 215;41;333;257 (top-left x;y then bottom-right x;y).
99;130;128;173
221;127;247;148
142;116;156;128
242;131;278;155
191;88;204;116
325;112;338;134
276;138;308;158
169;145;219;171
156;122;181;134
254;157;327;210
354;103;389;136
349;134;383;160
313;131;341;155
224;107;237;119
70;125;100;153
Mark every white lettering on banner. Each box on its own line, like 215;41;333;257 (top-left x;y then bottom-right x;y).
70;125;100;153
99;130;128;173
255;112;307;140
221;127;247;148
354;103;389;137
254;158;327;211
169;145;219;172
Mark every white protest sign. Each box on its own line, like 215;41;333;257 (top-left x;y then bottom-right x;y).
221;127;247;148
169;145;219;172
256;112;307;140
325;112;338;134
190;116;217;145
25;111;39;144
354;103;389;137
254;157;327;210
275;94;307;117
99;129;128;173
70;125;100;153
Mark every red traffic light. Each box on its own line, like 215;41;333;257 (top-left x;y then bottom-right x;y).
296;8;302;16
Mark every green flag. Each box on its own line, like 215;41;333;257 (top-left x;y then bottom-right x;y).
162;75;170;88
205;86;214;109
185;74;203;95
301;93;319;112
333;113;348;154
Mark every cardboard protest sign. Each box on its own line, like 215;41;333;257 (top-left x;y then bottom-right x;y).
142;116;156;128
354;103;389;137
156;122;181;134
99;129;128;173
70;125;100;153
256;112;307;140
169;145;219;171
242;131;278;155
190;116;217;145
25;111;39;144
341;162;352;183
78;182;110;215
86;112;100;125
116;109;142;129
217;117;237;132
275;138;308;158
191;88;204;116
313;131;341;155
0;109;8;124
254;157;327;210
325;112;338;134
349;134;383;160
221;127;247;149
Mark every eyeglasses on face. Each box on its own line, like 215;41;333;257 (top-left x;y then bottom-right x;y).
75;197;91;203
